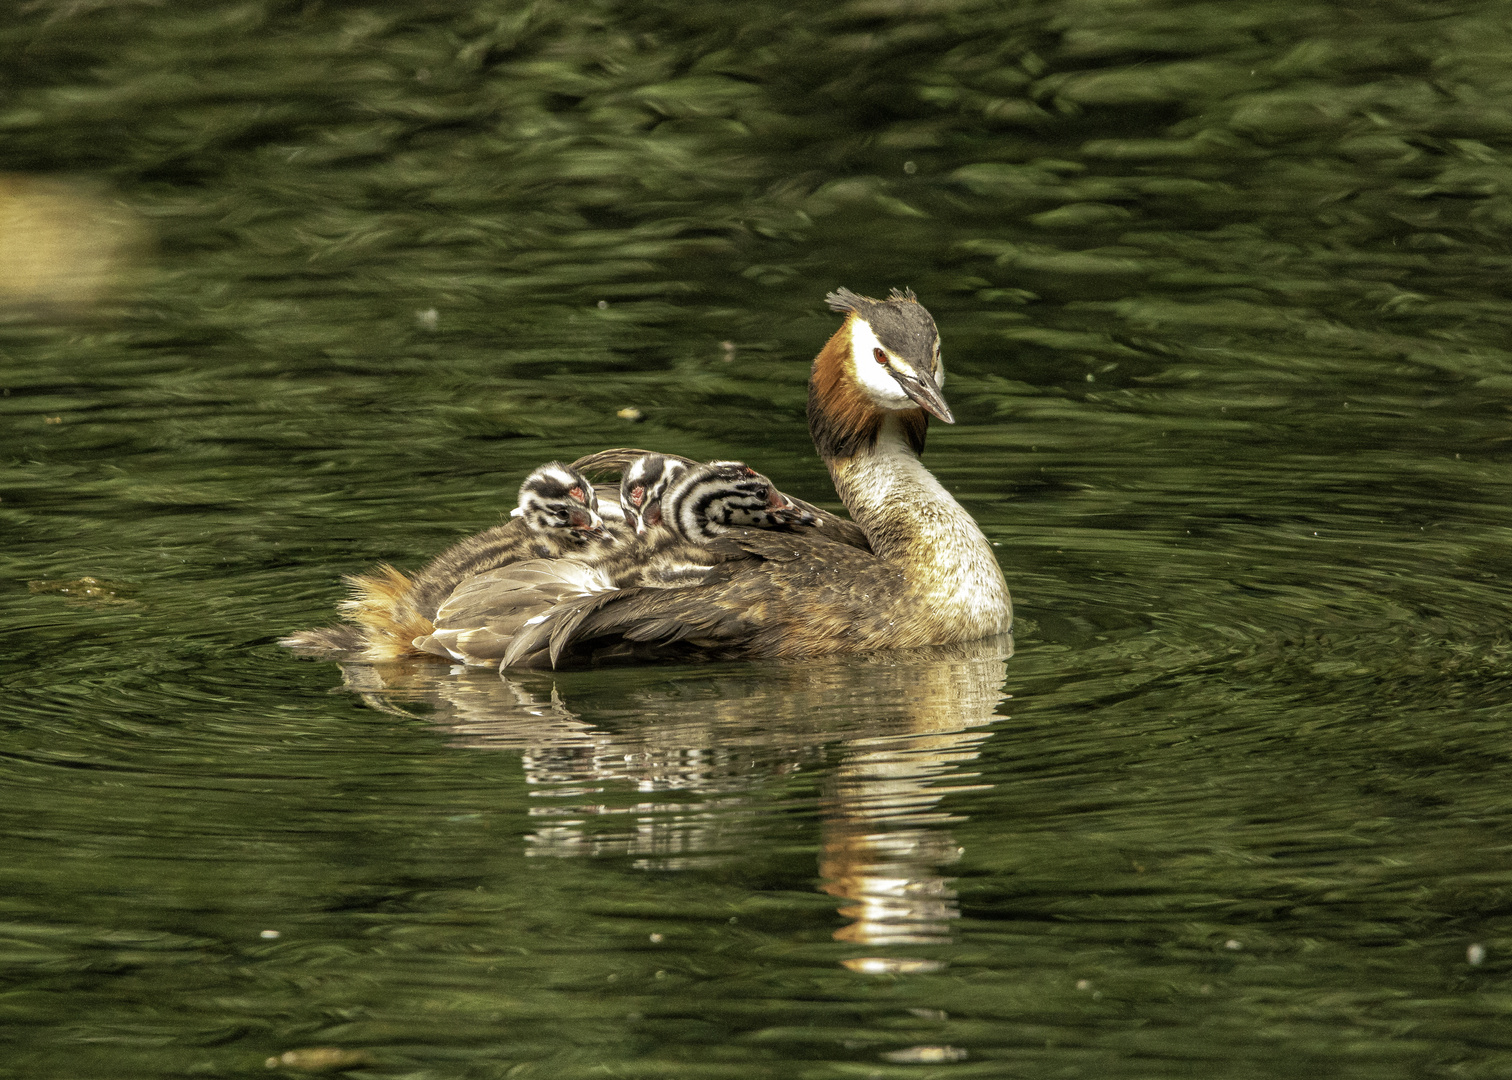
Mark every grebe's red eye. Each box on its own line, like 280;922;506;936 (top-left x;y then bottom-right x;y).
873;347;888;365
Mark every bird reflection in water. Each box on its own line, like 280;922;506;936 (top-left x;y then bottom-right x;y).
331;634;1012;965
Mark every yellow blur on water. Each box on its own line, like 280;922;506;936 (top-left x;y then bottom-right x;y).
0;174;145;310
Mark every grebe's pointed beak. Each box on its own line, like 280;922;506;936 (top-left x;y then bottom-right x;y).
897;366;954;424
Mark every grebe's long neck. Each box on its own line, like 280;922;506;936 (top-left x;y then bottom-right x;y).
828;416;1010;635
808;319;1011;638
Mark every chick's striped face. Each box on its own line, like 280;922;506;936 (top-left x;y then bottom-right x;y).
621;455;688;534
517;464;603;534
665;462;798;540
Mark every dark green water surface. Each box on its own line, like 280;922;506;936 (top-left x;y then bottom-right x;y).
5;1;1512;1077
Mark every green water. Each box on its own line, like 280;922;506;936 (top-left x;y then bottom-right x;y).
5;1;1512;1076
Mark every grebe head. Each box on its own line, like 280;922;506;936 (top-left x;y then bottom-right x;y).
663;461;815;541
511;463;605;538
620;454;690;535
825;287;951;423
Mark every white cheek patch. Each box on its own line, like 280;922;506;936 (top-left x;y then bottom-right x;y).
848;319;915;410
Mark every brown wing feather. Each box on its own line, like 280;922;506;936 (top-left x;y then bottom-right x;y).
416;559;619;666
532;532;915;667
782;496;871;551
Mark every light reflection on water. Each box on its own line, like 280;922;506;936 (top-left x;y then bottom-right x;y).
331;637;1013;961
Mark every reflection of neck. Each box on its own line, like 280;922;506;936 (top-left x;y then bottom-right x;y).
818;654;1006;948
818;726;988;946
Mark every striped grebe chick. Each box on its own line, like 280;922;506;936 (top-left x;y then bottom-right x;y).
280;462;612;660
573;448;868;550
618;453;689;535
605;460;817;590
509;462;607;542
663;460;816;538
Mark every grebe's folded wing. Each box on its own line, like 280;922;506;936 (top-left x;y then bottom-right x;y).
510;532;889;668
414;559;618;665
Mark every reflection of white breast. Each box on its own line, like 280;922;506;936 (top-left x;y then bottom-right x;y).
837;424;1012;640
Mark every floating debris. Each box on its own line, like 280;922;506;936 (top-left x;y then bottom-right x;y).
415;307;439;330
28;576;138;604
882;1046;967;1063
616;407;643;422
1469;943;1487;965
265;1048;373;1073
720;340;736;361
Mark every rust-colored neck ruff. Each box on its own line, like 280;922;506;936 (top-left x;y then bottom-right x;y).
807;316;927;463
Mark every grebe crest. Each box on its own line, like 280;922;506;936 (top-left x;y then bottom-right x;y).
511;463;605;539
619;454;689;535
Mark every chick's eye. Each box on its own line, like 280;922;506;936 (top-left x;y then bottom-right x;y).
873;347;888;366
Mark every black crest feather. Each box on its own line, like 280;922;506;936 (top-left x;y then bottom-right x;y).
825;287;866;313
825;286;920;315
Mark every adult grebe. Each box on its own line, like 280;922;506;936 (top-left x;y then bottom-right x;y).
282;288;1010;666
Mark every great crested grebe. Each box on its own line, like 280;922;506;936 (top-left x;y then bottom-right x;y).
283;287;1010;667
